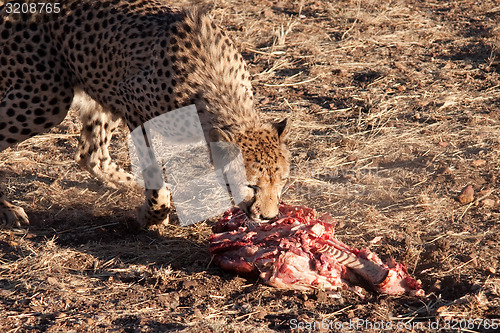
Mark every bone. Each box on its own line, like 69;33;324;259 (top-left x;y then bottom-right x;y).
326;242;389;285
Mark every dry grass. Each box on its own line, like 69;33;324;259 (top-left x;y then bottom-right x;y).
1;0;499;331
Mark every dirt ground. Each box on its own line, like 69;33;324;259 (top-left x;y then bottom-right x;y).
1;0;499;332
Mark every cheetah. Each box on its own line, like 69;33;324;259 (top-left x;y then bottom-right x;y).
0;0;290;227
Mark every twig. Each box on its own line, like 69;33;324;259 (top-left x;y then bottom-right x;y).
245;47;285;56
56;222;120;234
322;305;353;319
442;258;475;274
341;0;362;40
317;107;353;114
263;75;320;87
235;310;260;320
329;154;384;167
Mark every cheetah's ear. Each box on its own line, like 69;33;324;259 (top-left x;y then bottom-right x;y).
209;127;234;143
273;118;289;141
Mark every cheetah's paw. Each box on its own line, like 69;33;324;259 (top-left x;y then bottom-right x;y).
1;201;29;227
136;204;170;229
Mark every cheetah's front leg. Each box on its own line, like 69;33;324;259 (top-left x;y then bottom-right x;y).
137;185;172;228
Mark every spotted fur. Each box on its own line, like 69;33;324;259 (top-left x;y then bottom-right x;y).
0;0;290;227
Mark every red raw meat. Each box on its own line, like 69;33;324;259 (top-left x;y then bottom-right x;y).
209;204;424;297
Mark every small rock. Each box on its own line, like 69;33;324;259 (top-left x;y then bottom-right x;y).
471;159;486;167
487;267;496;274
479;188;492;196
346;154;358;162
437;166;452;175
471;284;482;292
47;277;59;286
158;293;179;309
95;313;107;321
55;312;67;319
485;173;496;182
369;236;382;245
182;280;197;289
30;304;44;312
438;141;449;148
303;300;315;309
313;290;328;302
464;255;478;267
238;303;252;314
481;198;496;207
394;62;407;71
263;8;274;18
457;185;474;204
444;61;454;69
256;310;266;319
193;308;203;318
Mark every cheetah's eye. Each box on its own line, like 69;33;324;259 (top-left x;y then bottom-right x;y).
247;185;260;192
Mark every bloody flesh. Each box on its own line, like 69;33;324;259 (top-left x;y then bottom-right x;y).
209;204;424;296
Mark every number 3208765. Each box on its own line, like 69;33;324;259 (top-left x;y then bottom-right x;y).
5;2;61;14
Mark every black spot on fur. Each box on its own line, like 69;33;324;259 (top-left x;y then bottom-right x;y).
9;126;19;134
34;117;47;125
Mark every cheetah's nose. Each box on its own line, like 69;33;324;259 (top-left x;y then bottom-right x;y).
259;213;278;221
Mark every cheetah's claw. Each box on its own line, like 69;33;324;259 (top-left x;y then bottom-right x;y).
1;201;29;227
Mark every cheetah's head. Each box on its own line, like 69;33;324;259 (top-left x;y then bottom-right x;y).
210;119;290;222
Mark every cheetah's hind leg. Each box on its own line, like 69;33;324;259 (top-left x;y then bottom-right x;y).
74;92;137;189
0;75;74;227
0;187;29;227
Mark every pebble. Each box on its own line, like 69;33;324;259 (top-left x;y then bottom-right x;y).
182;280;197;289
481;198;496;207
256;310;267;319
471;159;486;167
457;185;474;204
